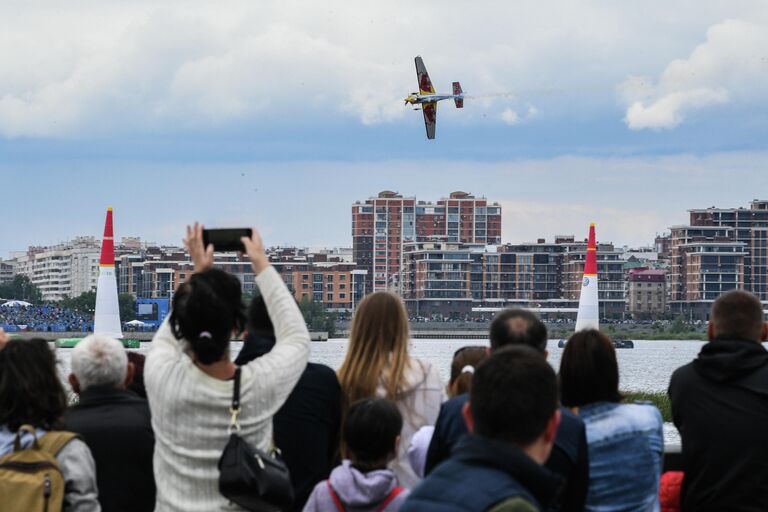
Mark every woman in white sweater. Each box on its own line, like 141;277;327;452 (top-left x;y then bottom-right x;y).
145;225;309;511
337;292;443;490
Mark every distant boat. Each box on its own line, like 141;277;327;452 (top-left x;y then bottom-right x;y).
558;338;634;349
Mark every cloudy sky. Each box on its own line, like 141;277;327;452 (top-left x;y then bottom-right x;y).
2;0;767;256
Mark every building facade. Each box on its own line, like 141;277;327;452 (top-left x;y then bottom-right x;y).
401;236;625;319
627;268;668;317
352;190;501;294
667;200;768;319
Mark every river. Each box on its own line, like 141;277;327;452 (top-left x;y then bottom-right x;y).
55;338;702;445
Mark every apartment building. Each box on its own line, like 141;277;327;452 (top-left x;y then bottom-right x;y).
667;200;768;319
0;259;14;284
627;268;667;317
352;190;501;294
401;236;625;318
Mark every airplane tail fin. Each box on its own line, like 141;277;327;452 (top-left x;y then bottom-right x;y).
453;82;463;108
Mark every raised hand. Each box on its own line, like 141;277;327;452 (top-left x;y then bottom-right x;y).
241;229;269;274
184;222;214;273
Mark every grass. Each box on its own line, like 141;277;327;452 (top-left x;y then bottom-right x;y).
624;391;671;422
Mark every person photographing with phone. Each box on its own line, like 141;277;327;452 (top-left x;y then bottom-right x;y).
145;223;310;512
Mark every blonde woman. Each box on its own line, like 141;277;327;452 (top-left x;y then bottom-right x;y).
338;292;443;489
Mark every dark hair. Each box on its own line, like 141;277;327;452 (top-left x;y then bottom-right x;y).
471;345;558;446
170;268;245;364
126;351;147;399
489;309;548;353
449;346;487;397
343;398;403;467
247;293;274;337
0;339;67;431
711;290;765;341
559;329;622;407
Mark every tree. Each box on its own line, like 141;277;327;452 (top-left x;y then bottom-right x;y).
0;275;42;303
119;294;136;322
298;297;336;336
60;291;96;314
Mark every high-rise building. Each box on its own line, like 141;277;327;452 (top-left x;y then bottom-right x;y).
668;199;768;319
352;191;501;293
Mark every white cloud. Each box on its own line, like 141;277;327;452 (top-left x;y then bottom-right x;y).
621;18;768;130
0;1;765;137
500;108;520;125
500;103;538;125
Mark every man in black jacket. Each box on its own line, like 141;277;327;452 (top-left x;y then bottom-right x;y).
64;335;155;512
403;346;563;511
669;290;768;512
236;294;342;511
425;309;588;512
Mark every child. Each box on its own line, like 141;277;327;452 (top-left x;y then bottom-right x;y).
304;398;409;512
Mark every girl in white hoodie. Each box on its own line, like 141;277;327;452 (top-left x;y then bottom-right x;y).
337;292;443;489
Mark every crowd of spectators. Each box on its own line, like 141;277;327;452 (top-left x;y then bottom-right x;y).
1;223;767;512
0;303;92;332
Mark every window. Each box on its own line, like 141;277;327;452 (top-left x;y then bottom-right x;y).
339;275;346;281
327;293;333;301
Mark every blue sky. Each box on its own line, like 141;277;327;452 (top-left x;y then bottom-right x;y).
2;1;767;257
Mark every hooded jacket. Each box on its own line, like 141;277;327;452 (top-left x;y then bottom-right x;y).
377;358;443;489
668;338;768;512
402;434;562;512
303;460;410;512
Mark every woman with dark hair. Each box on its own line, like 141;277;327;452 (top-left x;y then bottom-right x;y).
559;329;663;512
0;335;100;511
145;224;310;511
447;346;487;398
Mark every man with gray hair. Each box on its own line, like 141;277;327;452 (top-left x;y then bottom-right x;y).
64;335;156;512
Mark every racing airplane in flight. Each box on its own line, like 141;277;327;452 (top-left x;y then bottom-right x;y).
404;56;463;139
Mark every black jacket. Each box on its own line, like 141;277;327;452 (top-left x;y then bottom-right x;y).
63;387;155;512
425;394;588;512
403;434;562;511
236;335;342;511
669;338;768;512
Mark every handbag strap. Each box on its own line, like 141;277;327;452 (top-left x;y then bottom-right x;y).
229;367;242;433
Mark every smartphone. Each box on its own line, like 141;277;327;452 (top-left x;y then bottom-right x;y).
202;228;253;253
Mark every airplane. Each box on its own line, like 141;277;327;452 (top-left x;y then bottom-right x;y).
404;56;463;140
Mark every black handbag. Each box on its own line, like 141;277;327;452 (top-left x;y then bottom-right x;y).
218;367;295;512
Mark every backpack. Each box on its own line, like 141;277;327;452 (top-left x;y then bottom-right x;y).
326;481;404;512
0;424;78;512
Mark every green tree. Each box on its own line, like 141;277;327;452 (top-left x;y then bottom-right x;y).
298;297;336;336
60;291;96;314
0;275;42;303
119;294;136;322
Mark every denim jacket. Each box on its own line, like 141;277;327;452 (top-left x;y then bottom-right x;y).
579;402;664;512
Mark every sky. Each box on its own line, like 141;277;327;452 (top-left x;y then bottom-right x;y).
2;0;767;257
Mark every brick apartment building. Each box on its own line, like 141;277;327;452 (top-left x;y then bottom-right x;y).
401;235;625;319
668;200;768;319
352;191;501;294
627;268;667;317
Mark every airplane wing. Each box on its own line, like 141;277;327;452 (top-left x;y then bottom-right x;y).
415;56;435;94
422;102;437;140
